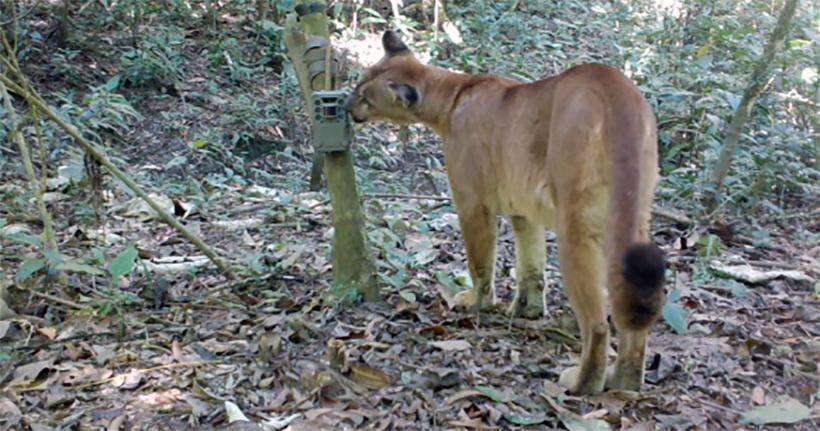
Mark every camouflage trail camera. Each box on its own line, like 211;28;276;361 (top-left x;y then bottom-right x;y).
312;90;351;153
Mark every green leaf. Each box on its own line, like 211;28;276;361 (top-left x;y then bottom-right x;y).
109;246;138;280
662;302;688;335
16;258;46;283
739;396;810;425
474;385;512;403
399;291;416;304
105;75;122;91
6;232;43;247
435;271;460;295
717;279;748;298
44;249;64;267
559;413;611;431
696;234;724;258
190;139;208;150
56;261;106;276
504;413;547;426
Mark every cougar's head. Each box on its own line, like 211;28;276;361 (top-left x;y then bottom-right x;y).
345;30;423;125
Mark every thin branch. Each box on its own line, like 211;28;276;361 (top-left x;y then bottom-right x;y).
365;192;451;201
26;287;85;310
0;81;58;252
0;64;236;279
705;0;799;209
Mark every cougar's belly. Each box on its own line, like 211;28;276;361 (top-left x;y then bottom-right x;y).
496;179;556;228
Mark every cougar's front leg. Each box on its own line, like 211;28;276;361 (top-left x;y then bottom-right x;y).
453;203;498;312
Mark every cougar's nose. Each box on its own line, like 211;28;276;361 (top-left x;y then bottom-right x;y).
344;92;356;113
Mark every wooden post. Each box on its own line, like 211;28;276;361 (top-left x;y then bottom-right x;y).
283;1;378;301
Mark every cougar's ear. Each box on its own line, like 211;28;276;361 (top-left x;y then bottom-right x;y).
389;83;420;109
382;30;409;56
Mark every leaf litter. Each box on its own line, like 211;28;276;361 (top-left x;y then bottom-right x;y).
1;3;818;430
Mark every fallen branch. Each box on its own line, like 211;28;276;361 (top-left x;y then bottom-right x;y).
72;360;222;390
651;206;693;226
0;82;58;252
0;72;236;279
26;287;85;310
365;192;451;201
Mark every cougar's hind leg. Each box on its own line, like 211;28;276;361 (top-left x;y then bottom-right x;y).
555;208;609;395
453;204;498;312
507;216;546;319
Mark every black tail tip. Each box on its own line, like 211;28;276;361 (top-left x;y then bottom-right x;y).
623;244;666;290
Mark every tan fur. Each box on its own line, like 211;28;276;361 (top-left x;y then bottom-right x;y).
349;32;663;394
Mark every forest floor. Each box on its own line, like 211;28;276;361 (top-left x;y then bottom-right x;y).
1;2;818;430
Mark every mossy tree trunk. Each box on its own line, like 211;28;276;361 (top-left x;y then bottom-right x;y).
283;0;378;301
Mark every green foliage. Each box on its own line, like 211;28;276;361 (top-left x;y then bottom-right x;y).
615;0;817;214
49;49;86;86
696;234;725;259
739;396;811;426
433;0;817;216
97;288;141;317
16;258;46;283
109;245;139;282
120;27;185;89
662;289;688;335
56;86;140;142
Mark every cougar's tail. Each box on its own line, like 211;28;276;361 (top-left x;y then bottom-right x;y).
604;77;666;330
619;243;666;329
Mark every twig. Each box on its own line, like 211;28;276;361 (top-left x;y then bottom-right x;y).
722;256;803;271
752;354;820;382
0;82;59;252
651;206;693;226
365;193;451;201
0;67;236;279
26;288;85;310
72;360;221;390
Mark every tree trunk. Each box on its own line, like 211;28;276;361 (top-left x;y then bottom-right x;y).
705;0;799;211
283;1;378;302
56;0;71;47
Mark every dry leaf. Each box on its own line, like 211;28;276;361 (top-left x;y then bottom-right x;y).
171;339;184;362
0;397;22;426
36;326;57;340
134;389;183;410
445;390;484;405
349;363;390;390
0;321;10;339
141;255;211;274
710;262;813;284
122;193;174;221
429;339;471;351
212;218;264;230
262;413;302;430
111;369;143;389
751;386;765;405
11;359;55;385
224;400;250;423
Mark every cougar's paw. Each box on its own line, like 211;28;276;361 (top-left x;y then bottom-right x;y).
559;366;606;395
454;288;495;312
606;363;643;391
506;289;544;319
558;366;580;392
